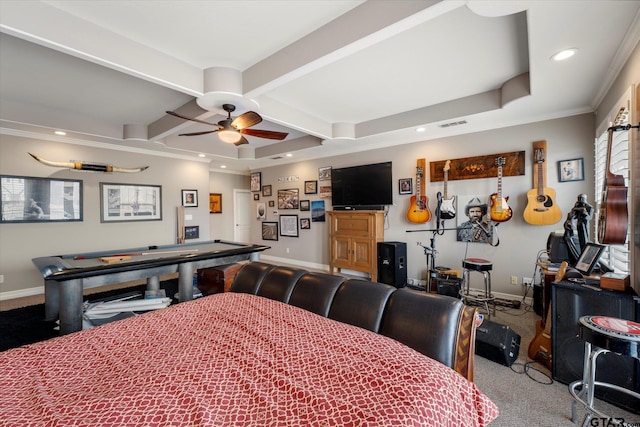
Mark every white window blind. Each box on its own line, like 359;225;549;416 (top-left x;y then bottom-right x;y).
594;114;630;274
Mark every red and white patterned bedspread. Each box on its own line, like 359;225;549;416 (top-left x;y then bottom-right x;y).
0;293;498;426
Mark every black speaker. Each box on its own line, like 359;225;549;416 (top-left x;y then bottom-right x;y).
475;319;521;367
377;241;407;288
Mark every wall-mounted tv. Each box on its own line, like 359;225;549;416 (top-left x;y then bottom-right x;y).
331;161;393;210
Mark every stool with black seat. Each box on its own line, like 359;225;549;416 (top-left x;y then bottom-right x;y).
569;315;640;426
461;258;495;317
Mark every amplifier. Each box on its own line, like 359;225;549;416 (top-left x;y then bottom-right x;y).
435;277;462;299
475;318;521;367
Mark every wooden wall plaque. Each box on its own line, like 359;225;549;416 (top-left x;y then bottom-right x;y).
429;151;525;182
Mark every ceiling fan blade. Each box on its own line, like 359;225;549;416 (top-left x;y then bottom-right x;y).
166;111;220;127
231;111;262;130
233;136;250;146
178;130;219;136
241;128;288;140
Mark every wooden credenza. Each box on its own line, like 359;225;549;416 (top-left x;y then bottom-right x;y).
328;210;384;281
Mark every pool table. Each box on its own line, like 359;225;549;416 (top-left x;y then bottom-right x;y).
32;240;270;334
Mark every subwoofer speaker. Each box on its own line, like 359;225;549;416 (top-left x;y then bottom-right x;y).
377;241;407;288
475;319;521;367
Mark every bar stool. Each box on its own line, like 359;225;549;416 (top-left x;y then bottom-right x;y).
569;316;640;426
461;257;495;317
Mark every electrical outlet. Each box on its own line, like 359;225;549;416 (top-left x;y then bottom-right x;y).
522;277;533;286
510;275;518;285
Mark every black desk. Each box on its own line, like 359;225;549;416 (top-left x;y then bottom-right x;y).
32;240;269;334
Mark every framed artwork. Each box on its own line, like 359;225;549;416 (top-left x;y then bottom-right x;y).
300;217;311;230
279;214;299;237
253;193;260;201
277;188;299;209
257;203;266;219
268;200;275;207
304;180;318;194
250;172;261;192
184;225;199;240
100;183;162;223
575;243;605;275
262;185;272;197
455;195;493;244
558;158;584;182
261;221;278;241
311;200;326;222
0;175;83;223
319;185;332;198
399;178;412;195
209;193;222;213
300;200;310;211
182;189;198;207
318;166;332;181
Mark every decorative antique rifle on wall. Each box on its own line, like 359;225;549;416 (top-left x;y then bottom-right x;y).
29;153;148;173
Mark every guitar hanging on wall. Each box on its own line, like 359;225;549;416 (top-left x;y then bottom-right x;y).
407;158;431;223
523;143;562;225
597;108;629;245
489;157;512;222
436;160;456;220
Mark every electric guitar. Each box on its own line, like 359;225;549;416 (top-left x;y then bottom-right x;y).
527;262;567;370
597;108;629;244
436;160;456;220
407;159;431;223
523;148;562;225
489;157;512;222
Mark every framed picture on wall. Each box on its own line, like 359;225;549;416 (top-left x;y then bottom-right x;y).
182;189;198;207
184;225;199;240
399;178;412;195
209;193;222;213
300;200;310;211
558;158;584;182
304;180;317;194
279;214;299;237
277;188;299;209
100;183;162;223
262;222;278;241
251;172;261;192
262;185;272;197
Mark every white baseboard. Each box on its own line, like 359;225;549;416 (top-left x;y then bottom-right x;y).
0;286;44;301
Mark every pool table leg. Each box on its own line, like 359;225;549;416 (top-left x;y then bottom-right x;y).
147;276;160;291
59;278;84;335
44;279;59;321
178;261;194;302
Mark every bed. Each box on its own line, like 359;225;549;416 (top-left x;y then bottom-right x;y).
0;276;498;426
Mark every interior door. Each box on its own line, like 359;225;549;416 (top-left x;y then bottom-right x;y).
234;189;251;242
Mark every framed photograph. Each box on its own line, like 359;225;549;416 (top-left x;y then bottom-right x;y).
318;166;332;181
0;175;83;223
182;189;198;207
558;158;584;182
250;172;262;192
261;221;278;241
100;183;162;223
209;193;222;213
304;180;318;194
279;214;299;237
262;185;272;197
575;243;605;275
268;200;275;207
300;217;311;230
253;193;260;201
278;188;299;209
300;200;310;211
184;225;199;240
257;203;266;219
399;178;413;195
311;200;326;222
319;185;332;198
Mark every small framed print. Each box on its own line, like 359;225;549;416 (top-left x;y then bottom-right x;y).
262;221;278;241
268;200;275;207
250;172;261;192
558;158;584;182
262;185;272;197
279;214;299;237
300;218;311;230
184;225;199;240
278;188;299;209
182;189;198;207
257;203;266;219
399;178;412;194
253;193;260;201
304;180;317;194
209;193;222;213
318;166;332;181
300;200;310;211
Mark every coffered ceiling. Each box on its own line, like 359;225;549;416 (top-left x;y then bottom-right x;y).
1;1;639;172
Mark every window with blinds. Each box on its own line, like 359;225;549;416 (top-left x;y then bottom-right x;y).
594;112;630;274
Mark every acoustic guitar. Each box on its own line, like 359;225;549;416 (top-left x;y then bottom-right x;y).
597;108;629;244
436;160;456;220
523;148;562;225
527;262;567;369
407;158;431;223
489;157;512;222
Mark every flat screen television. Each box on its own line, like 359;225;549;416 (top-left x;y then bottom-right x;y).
331;161;393;210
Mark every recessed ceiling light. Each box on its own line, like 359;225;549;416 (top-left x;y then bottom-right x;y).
286;153;293;157
54;130;66;136
220;165;227;169
416;127;426;133
198;153;206;158
551;48;577;61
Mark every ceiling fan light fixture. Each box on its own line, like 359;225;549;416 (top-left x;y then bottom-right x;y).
218;129;242;143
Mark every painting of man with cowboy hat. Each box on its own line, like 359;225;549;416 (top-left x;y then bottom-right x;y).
457;197;493;243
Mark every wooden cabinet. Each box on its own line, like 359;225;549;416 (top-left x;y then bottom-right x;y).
328;210;384;281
